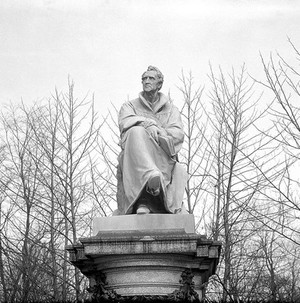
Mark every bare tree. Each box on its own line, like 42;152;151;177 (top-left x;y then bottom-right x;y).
36;81;101;300
90;105;120;217
256;40;300;242
178;71;213;222
0;80;102;301
0;104;50;301
0;143;9;302
203;64;278;301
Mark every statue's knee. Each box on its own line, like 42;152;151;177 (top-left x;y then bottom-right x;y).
127;126;147;138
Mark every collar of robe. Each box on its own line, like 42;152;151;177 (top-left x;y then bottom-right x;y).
139;92;168;113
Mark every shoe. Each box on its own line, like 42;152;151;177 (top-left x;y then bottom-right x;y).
147;171;161;196
136;205;150;214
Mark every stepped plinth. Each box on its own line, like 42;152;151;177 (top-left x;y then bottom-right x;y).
66;214;221;302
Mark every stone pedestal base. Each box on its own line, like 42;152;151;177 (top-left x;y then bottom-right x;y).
67;214;221;302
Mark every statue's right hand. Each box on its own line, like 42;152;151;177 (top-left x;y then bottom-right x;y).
142;118;157;129
146;125;159;142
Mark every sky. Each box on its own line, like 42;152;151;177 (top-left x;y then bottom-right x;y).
1;0;300;112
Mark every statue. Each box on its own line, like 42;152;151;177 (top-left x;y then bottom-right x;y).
115;66;188;215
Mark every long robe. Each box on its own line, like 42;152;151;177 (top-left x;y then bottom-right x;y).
117;92;186;214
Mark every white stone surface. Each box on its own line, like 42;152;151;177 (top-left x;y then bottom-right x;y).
87;254;203;297
93;214;195;235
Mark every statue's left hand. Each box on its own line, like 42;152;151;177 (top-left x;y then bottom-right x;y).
146;125;160;142
157;128;168;137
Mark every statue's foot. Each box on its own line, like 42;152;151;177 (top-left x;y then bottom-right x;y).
136;204;151;215
147;171;161;196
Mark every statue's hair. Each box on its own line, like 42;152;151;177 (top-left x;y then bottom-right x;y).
142;66;164;90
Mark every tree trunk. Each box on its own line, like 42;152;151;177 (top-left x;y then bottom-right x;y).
0;236;8;302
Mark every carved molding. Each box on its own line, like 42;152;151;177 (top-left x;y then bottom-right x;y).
87;271;121;302
87;269;201;303
168;268;200;302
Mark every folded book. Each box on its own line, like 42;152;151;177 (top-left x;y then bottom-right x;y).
158;135;176;157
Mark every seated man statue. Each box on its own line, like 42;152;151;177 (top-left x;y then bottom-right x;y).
115;66;188;215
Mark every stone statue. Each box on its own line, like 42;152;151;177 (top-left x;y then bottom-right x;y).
115;66;188;215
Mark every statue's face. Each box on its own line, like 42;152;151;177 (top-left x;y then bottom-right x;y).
142;71;161;93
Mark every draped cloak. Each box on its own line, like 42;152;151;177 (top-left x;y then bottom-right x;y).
117;92;187;214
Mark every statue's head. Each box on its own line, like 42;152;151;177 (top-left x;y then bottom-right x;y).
141;66;164;91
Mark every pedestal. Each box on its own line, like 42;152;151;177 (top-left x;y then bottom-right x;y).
66;214;221;302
